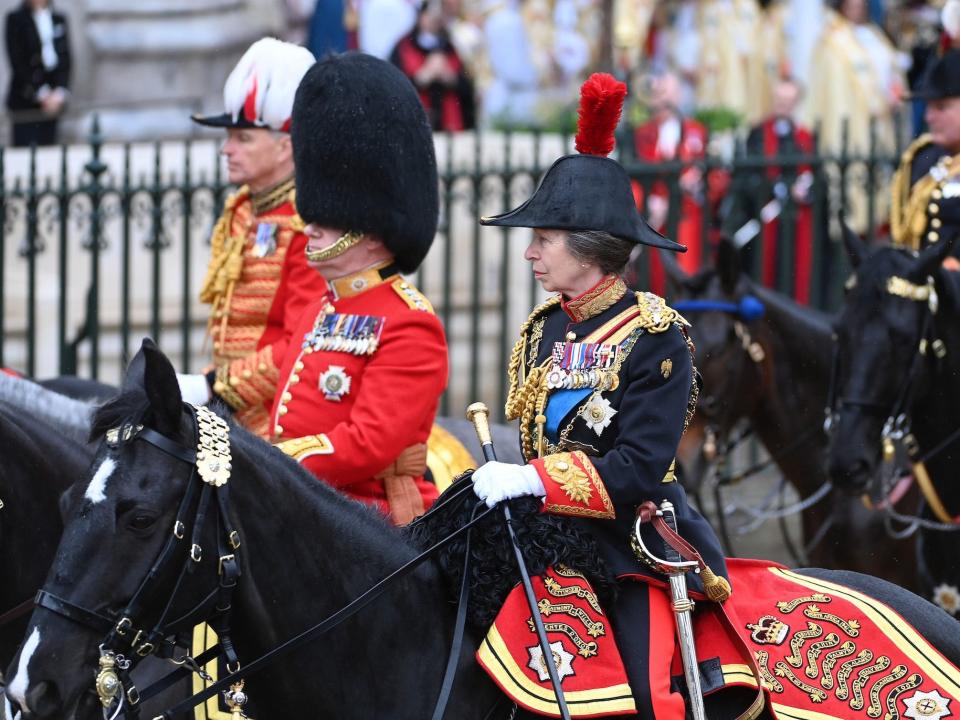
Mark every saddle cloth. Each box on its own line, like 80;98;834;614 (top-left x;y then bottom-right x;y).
479;559;960;719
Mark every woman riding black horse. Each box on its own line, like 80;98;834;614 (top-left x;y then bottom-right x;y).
469;73;729;717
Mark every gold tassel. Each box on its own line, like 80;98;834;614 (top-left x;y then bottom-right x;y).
700;565;732;603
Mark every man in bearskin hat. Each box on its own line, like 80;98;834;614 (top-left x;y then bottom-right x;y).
891;0;960;264
175;38;327;437
267;52;447;525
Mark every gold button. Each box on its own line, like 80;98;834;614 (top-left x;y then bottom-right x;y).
928;231;940;242
294;360;305;372
282;391;292;402
214;342;222;351
279;405;288;415
929;203;940;214
289;373;300;385
213;381;226;394
556;461;569;471
274;425;284;435
933;189;943;200
214;310;223;319
229;375;239;386
242;369;252;379
258;362;268;373
932;218;943;229
565;332;576;341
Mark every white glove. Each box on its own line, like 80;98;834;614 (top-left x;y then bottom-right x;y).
176;373;211;406
472;461;546;508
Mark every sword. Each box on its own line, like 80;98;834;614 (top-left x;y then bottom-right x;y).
632;500;707;720
466;402;573;720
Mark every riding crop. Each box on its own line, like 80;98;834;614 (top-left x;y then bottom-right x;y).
466;402;573;720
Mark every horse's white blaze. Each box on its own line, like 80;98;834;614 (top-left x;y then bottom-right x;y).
85;457;116;504
7;626;40;709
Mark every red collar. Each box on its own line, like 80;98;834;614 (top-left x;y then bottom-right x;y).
561;275;627;322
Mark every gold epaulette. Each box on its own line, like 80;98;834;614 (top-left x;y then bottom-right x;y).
274;434;334;461
391;278;435;313
635;292;690;333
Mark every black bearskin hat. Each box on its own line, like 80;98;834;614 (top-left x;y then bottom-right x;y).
291;52;439;273
481;74;684;252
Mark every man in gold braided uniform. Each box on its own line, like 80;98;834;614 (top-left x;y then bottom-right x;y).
891;48;960;266
176;39;328;437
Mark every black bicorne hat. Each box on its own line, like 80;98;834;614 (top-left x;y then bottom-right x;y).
291;52;439;273
913;48;960;101
481;74;685;252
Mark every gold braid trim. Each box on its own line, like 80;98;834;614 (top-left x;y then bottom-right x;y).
891;134;960;250
505;297;560;461
199;187;248;305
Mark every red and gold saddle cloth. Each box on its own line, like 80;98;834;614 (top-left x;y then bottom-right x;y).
477;565;637;718
479;559;960;720
703;559;960;720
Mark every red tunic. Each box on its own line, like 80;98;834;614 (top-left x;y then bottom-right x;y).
201;180;328;437
632;118;728;295
269;265;447;518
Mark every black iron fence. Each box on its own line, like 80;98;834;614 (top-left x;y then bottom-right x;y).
0;117;904;419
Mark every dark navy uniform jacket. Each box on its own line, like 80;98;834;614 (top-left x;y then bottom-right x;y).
508;275;727;592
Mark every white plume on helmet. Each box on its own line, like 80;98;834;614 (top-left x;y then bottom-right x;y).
944;0;960;42
222;38;315;131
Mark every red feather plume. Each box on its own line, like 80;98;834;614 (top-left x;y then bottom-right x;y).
574;73;627;157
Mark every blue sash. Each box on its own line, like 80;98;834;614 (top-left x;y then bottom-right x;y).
544;388;592;442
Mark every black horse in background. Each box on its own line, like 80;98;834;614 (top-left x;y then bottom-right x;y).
6;341;960;720
0;401;90;673
828;229;960;607
664;243;919;590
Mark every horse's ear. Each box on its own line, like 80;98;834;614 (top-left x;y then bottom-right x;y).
121;339;153;393
658;248;691;295
908;229;960;283
142;342;182;435
716;237;741;295
839;213;865;268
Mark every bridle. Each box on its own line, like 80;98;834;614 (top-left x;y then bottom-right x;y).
30;403;246;719
825;272;960;524
20;402;508;720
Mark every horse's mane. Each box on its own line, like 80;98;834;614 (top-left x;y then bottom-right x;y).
90;387;154;443
0;373;95;446
407;474;616;629
92;388;421;573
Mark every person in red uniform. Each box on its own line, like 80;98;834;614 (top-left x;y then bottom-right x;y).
632;71;727;295
268;52;447;525
389;0;475;131
175;38;327;438
721;75;818;304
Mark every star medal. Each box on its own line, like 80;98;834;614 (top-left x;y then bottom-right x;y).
253;223;278;257
319;365;351;402
580;392;617;436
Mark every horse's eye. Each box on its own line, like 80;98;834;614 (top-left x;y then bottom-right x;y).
128;513;157;532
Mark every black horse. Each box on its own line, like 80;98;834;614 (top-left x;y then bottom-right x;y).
0;376;195;720
827;229;960;605
666;244;919;589
7;341;960;720
3;342;506;719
